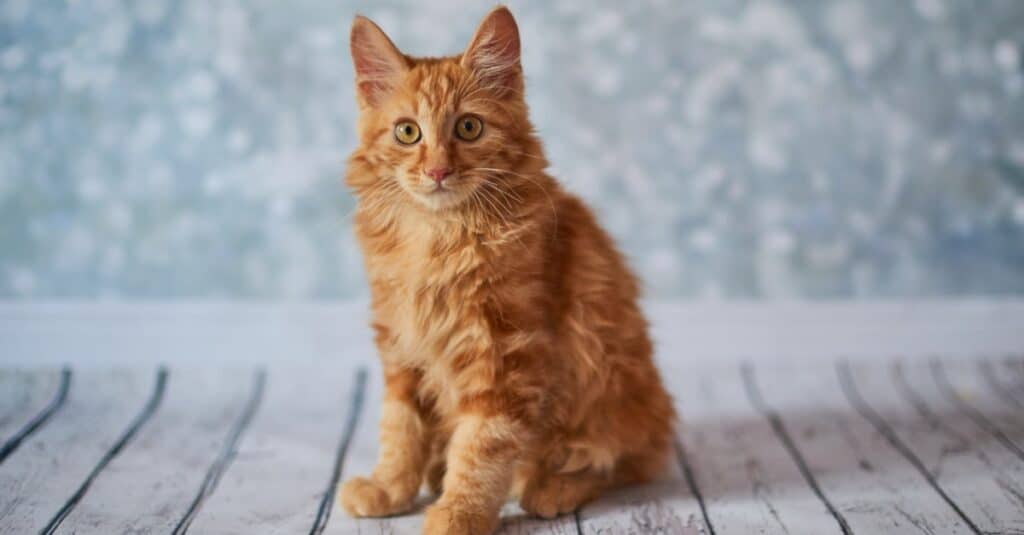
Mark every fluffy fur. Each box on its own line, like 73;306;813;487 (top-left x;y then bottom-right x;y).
339;7;675;534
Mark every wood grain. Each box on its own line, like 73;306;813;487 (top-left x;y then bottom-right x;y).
935;357;1024;454
0;368;161;534
185;365;364;535
0;368;67;464
896;358;1024;531
54;368;260;533
753;363;970;533
979;357;1024;410
670;368;842;534
4;355;1024;534
841;359;1024;533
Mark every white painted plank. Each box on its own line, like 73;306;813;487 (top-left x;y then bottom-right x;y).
844;360;1024;533
0;368;158;534
928;357;1024;486
186;364;361;534
671;368;842;534
940;357;1024;429
56;367;259;532
5;355;1024;533
979;357;1024;410
0;369;64;452
903;358;1024;529
753;364;969;533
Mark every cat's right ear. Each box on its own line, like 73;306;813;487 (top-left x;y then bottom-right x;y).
350;15;408;108
461;6;522;97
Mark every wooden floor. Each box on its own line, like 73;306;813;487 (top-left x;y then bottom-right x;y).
1;357;1023;534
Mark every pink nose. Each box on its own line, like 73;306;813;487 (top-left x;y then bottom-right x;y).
425;167;453;183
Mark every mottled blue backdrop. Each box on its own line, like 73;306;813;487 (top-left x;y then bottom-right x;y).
1;0;1023;299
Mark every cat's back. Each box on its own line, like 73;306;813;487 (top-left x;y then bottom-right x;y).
548;189;643;307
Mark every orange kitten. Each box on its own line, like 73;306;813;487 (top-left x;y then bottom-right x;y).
338;7;675;534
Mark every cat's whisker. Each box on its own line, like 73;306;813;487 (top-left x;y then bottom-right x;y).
473;180;518;219
472;185;508;221
468;189;512;242
475;180;521;212
471;167;553;197
473;168;559;243
346;180;405;220
481;175;525;199
472;182;514;219
470;186;531;252
476;183;526;227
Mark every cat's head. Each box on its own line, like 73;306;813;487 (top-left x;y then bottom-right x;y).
346;7;544;213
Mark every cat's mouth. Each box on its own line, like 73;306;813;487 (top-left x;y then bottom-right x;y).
410;181;469;210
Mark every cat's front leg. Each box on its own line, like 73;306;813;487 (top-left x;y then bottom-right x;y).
423;401;533;535
339;366;428;517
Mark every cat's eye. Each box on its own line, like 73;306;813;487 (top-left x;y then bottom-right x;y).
394;120;421;145
454;115;484;141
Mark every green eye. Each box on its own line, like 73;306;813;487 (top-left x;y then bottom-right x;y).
394;121;421;145
455;115;483;141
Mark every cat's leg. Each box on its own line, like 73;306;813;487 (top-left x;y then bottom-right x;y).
339;367;428;517
520;468;611;519
424;432;448;496
422;412;527;535
424;457;445;497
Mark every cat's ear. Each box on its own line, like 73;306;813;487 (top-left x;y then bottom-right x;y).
350;15;409;107
461;6;522;96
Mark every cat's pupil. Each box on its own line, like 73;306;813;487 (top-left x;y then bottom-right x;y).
464;121;473;130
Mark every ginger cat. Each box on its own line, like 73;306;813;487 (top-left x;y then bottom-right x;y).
339;7;675;534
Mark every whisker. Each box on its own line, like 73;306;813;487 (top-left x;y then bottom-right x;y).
470;168;559;243
473;180;516;211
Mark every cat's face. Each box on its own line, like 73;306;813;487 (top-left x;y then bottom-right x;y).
348;7;535;212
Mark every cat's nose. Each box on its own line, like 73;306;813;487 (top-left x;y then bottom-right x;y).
425;167;453;184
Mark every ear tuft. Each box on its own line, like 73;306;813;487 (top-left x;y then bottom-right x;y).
350;15;408;107
461;6;522;96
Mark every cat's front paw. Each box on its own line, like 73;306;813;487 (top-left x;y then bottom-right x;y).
338;476;413;517
422;501;498;535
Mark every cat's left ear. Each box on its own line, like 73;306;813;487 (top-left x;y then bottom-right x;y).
461;6;522;96
350;15;409;108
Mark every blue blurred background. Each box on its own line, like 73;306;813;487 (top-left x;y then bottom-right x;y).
1;0;1022;300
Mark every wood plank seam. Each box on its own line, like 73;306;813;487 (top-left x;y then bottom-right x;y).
761;363;969;533
172;369;267;534
930;359;1024;464
891;362;959;438
309;367;368;535
672;438;715;535
0;367;71;465
835;360;983;535
978;358;1024;410
740;363;853;535
894;359;1024;534
40;367;168;535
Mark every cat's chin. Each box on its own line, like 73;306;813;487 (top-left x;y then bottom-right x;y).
410;187;469;212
